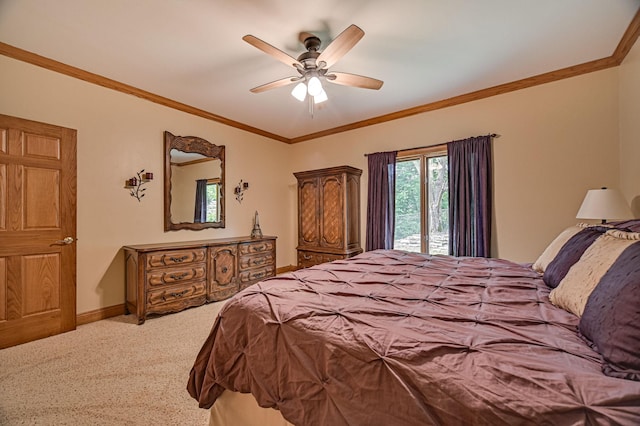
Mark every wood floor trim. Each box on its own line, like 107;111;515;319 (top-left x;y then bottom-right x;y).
76;304;126;326
1;8;638;144
74;268;297;326
276;265;297;274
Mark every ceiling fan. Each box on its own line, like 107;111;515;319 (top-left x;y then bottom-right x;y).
242;24;383;109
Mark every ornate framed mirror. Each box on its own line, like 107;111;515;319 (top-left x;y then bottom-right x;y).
164;131;225;231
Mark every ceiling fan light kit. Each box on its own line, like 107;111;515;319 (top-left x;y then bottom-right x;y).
291;82;307;101
243;24;383;116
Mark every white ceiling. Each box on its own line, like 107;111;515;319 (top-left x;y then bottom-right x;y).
0;0;638;141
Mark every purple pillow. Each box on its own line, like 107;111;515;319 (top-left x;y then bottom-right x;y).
579;239;640;381
611;219;640;233
543;226;609;288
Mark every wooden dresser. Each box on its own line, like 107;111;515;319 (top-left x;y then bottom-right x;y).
294;166;362;268
124;236;275;324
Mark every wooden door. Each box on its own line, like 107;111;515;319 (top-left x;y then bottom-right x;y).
0;114;77;349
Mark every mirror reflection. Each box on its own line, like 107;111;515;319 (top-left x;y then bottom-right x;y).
170;150;222;223
164;131;225;231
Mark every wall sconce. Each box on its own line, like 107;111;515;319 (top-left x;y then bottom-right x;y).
125;169;153;202
234;180;249;203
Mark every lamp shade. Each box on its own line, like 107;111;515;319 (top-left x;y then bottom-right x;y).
576;188;633;222
307;76;322;96
291;82;307;102
313;89;328;104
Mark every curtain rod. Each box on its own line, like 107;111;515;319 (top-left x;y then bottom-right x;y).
364;133;499;157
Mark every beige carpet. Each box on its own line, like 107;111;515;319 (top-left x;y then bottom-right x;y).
0;301;227;425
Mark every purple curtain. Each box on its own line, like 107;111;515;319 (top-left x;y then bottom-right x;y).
194;179;207;223
366;151;397;251
448;136;492;257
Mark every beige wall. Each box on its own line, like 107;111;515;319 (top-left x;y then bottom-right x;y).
0;49;628;314
291;68;621;262
619;37;640;216
0;55;293;314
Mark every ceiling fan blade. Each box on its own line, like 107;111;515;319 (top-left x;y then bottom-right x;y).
250;77;298;93
243;35;301;68
326;72;383;90
317;24;364;68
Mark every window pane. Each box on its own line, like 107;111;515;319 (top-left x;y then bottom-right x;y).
427;156;449;255
393;159;421;252
206;183;219;222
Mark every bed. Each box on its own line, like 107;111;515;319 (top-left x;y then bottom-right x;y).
188;223;640;425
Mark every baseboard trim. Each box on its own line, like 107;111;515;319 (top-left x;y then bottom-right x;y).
76;304;126;326
276;265;297;274
76;268;296;326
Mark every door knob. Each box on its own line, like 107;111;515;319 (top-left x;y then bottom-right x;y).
55;236;75;245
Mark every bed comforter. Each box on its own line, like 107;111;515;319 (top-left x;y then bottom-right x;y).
188;250;640;425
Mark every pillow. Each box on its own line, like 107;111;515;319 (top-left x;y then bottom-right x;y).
532;225;585;273
610;219;640;233
542;226;610;288
532;223;609;274
548;230;640;317
578;230;640;381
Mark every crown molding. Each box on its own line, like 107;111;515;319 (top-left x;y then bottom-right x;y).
1;8;638;144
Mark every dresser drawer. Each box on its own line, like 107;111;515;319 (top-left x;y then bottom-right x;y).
145;248;206;269
146;281;207;310
238;265;274;285
239;252;274;270
147;264;206;286
239;240;275;256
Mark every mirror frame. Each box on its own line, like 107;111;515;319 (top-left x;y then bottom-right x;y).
164;131;225;231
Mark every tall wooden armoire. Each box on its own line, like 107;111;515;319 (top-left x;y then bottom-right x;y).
294;165;363;268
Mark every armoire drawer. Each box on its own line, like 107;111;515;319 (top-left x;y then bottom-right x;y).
297;250;348;268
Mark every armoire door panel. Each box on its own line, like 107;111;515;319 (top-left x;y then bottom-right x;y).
321;176;344;247
346;174;360;247
299;179;319;245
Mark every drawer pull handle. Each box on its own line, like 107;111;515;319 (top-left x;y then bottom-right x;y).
254;272;264;279
303;254;313;260
162;289;189;301
254;258;265;265
221;266;228;273
169;255;188;263
169;272;188;281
